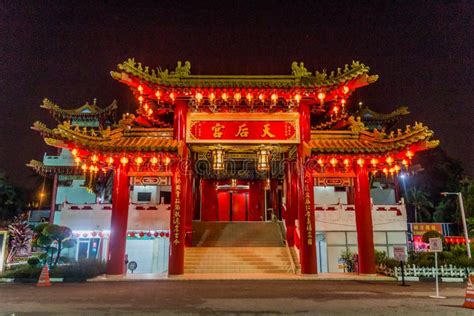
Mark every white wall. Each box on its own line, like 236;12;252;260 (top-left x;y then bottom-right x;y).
125;238;169;273
314;186;348;204
56;179;96;204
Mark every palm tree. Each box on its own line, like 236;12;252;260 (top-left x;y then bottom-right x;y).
407;187;434;222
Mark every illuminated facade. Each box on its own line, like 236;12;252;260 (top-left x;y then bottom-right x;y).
30;59;438;275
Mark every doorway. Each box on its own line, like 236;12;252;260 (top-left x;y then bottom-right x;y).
217;191;249;221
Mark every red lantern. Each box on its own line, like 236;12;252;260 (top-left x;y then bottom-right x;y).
160;232;165;237
130;232;136;238
98;232;103;238
139;232;144;237
82;233;88;238
154;232;159;238
165;232;169;238
91;231;97;237
146;232;152;237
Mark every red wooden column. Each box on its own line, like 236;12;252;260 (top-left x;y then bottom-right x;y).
168;99;190;275
297;100;317;274
354;164;376;274
106;164;130;275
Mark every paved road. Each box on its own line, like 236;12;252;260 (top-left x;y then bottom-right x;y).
0;280;471;315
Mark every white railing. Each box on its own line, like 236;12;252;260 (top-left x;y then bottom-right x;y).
379;264;472;279
315;203;407;232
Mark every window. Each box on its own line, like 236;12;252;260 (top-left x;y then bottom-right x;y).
137;192;152;202
335;186;346;192
160;191;171;204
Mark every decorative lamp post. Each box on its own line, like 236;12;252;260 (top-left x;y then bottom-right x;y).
441;192;471;258
212;146;225;171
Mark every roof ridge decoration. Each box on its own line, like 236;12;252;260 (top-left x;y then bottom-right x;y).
356;105;410;121
41;98;118;115
111;58;378;88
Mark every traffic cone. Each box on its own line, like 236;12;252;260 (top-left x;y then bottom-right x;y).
463;275;474;309
37;264;51;287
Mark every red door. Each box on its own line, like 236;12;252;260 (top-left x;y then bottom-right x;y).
231;192;248;221
217;192;231;221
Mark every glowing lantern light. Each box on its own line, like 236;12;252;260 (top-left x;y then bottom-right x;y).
89;165;95;172
147;109;153;116
370;158;378;167
343;158;350;167
134;156;143;165
94;166;99;173
195;92;203;103
394;165;401;174
317;92;326;102
386;156;394;166
343;85;350;94
271;93;278;103
382;168;388;176
106;156;114;165
138;95;144;103
258;93;265;102
164;156;171;166
332;106;339;115
317;158;324;167
341;99;346;106
143;103;149;111
246;93;253;102
74;157;81;165
406;150;414;160
257;147;271;171
91;154;99;163
155;90;161;99
120;156;129;166
81;164;87;172
169;92;175;101
212;147;225;171
209;92;216;102
71;148;78;156
330;157;337;167
389;167;395;176
357;158;364;167
221;92;228;102
234;92;241;102
402;159;409;167
137;85;143;93
150;156;158;165
294;94;301;103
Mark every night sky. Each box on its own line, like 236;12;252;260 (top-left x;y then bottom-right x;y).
1;1;473;191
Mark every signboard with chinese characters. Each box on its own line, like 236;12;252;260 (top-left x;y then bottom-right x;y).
186;113;300;144
315;176;354;187
133;176;170;186
410;223;443;237
429;238;443;252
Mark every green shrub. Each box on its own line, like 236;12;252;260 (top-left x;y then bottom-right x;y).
27;257;40;267
421;230;443;244
375;250;387;265
380;258;400;270
50;259;106;282
0;264;42;279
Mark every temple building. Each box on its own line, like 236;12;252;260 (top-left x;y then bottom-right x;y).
29;59;438;275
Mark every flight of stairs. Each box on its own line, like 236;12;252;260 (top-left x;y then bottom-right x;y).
185;222;294;274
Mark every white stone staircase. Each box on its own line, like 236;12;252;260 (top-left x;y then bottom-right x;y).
185;222;294;274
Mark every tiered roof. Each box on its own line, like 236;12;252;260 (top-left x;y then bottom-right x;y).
41;98;117;123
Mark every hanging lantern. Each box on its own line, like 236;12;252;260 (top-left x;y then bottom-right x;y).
195;92;203;103
386;156;394;166
332;106;339;115
234;92;241;102
106;156;114;165
209;92;216;102
389;168;395;176
402;159;409;167
246;93;253;103
135;156;143;166
394;165;401;174
317;158;324;167
169;92;175;101
164;156;171;166
147;109;153;116
370;158;378;167
120;156;129;166
258;93;265;102
257;147;271;171
74;157;81;165
357;158;364;167
81;164;87;172
155;90;161;100
212;147;225;171
91;154;99;163
270;93;278;104
150;156;159;165
343;158;350;167
221;92;228;102
294;94;301;103
317;92;326;103
71;148;78;156
89;165;96;173
341;99;346;108
137;85;143;94
138;95;144;103
382;168;388;176
342;85;350;94
406;150;414;160
330;157;337;167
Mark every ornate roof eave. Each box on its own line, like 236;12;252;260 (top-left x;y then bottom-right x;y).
356;105;410;122
110;58;378;91
26;160;82;177
307;121;439;155
41;98;118;121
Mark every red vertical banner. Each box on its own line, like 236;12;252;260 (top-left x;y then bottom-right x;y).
168;166;186;275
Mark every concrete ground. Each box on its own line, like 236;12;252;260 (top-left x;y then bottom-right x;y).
0;280;471;315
